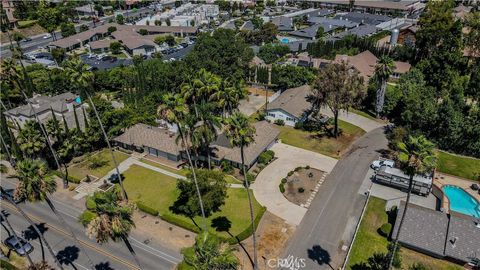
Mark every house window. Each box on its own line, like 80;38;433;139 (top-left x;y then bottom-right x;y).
286;117;295;121
268;113;275;117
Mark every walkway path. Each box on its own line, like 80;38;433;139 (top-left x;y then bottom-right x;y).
251;142;338;226
320;108;385;132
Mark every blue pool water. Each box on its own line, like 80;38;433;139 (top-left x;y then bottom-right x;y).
443;185;480;218
281;38;290;44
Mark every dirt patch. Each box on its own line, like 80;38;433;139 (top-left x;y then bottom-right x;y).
248;87;274;97
0;24;46;43
132;211;196;252
234;211;295;270
282;168;326;206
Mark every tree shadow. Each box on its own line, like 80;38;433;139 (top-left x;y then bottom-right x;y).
211;216;255;269
22;223;48;241
95;262;114;270
307;245;334;270
0;211;11;237
56;245;80;270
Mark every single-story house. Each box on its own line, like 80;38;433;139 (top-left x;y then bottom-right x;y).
271;16;294;32
330;24;379;40
87;39;114;52
265;85;312;127
113;123;183;162
393;202;480;264
211;121;280;169
75;4;96;16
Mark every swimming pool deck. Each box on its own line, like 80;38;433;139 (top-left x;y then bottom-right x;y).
434;172;480;213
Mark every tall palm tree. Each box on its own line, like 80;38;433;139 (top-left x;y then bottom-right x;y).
210;79;243;118
157;93;208;235
13;159;95;270
223;112;258;270
195;101;221;169
0;210;35;267
84;189;142;269
195;68;221;102
16;121;46;158
388;135;436;269
1;186;63;270
374;56;394;117
64;57;128;201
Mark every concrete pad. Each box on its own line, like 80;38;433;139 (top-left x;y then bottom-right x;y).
251;142;338;226
370;182;439;210
320;108;384;132
238;94;265;116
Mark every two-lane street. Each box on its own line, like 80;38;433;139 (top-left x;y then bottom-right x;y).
0;178;181;270
282;127;388;269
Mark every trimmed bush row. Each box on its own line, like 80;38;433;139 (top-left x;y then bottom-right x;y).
51;170;81;184
160;213;201;234
136;201;159;216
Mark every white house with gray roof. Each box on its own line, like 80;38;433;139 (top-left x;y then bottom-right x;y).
265;85;312;127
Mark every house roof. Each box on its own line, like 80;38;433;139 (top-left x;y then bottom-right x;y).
314;0;421;11
394;61;411;74
212;121;280;166
6;92;80;117
331;24;379;40
111;30;157;50
392;202;449;257
271;16;294;31
266;85;311;119
334;12;391;26
445;214;480;262
113;123;183;156
306;17;358;29
291;23;340;39
88;39;113;50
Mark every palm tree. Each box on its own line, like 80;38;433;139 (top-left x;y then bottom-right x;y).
1;186;63;269
223;112;258;270
374;56;394;117
0;210;35;267
157;93;208;235
16;121;46;158
64;57;128;201
388;135;436;269
181;232;239;270
13;159;95;270
27;261;55;270
195;101;221;169
210;79;243;118
84;189;142;269
195;68;221;102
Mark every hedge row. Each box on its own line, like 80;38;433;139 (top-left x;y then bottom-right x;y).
0;260;18;270
17;20;37;29
136;201;159;216
50;170;81;184
160;213;201;234
226;206;267;245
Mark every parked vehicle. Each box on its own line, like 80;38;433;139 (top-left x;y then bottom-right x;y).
96;54;107;60
371;159;395;170
3;236;33;256
22;37;32;42
43;33;52;39
87;53;96;59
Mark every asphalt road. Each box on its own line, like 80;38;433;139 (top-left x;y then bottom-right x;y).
282;127;388;270
0;178;181;270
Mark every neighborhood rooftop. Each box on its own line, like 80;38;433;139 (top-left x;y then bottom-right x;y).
6;92;79;117
267;85;311;119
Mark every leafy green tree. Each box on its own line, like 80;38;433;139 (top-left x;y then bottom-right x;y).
180;233;238;270
138;28;148;36
374;56;395;117
107;26;117;33
315;26;325;40
60;22;76;38
116;14;124;25
165;35;175;46
51;48;66;64
223;112;258;269
166;17;171;26
81;188;142;269
251;16;263;29
271;65;315;90
17;120;46;158
258;43;290;64
79;24;89;32
389;135;436;269
309;62;365;137
210;79;245;117
109;41;122;54
36;6;62;41
464;11;480;57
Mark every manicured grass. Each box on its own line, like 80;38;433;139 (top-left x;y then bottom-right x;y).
225;175;242;184
277;120;365;159
350;107;378;121
139;158;188;176
122;165;263;238
110;52;128;59
347;197;463;270
436;150;480;181
18;20;37;27
68;149;129;180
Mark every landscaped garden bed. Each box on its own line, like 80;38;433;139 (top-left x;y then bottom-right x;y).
67;149;129;180
279;166;326;206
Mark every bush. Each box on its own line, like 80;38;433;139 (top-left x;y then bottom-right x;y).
138;29;148;35
17;20;37;29
50;170;81;184
409;263;427;270
379;223;392;237
294;166;302;172
0;259;18;270
265;150;275;158
287;171;294;177
298;187;305;193
246;173;256;184
86;197;96;210
294;121;304;129
279;183;285;193
137;201;159;216
258;151;273;164
160;213;200;233
305;165;310;169
88;155;109;169
78;210;96;226
274;119;285;126
281;178;287;184
220;160;233;174
0;164;7;174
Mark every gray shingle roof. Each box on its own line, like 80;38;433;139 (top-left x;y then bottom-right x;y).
392;202;449;257
266;85;311;119
445;214;480;262
6;92;79;117
271;16;294;31
290;23;339;39
334;12;391;25
306;17;358;29
331;24;379;40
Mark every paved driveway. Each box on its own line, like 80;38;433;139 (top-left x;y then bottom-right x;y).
251;143;338;226
320;108;384;132
238;94;266;116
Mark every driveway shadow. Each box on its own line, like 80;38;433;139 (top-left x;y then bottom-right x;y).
307;245;334;269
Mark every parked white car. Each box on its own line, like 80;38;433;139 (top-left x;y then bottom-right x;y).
43;33;52;39
371;159;395;170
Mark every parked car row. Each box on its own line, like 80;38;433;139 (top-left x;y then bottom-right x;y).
86;53;118;62
160;40;194;55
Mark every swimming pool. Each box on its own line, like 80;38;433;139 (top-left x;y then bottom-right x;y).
442;185;480;218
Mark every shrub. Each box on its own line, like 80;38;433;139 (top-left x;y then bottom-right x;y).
18;20;37;29
279;183;285;193
274;119;285;126
281;178;287;184
265;150;275;158
298;187;305;193
256;112;266;121
137;201;159;216
138;29;148;35
294;166;302;172
379;223;392;237
88;155;109;169
107;26;117;33
0;164;7;174
409;263;427;270
305;165;310;169
160;213;200;233
86;197;96;210
220;160;233;174
258;151;273;164
246;173;256;184
78;210;96;226
50;170;81;184
287;171;294;177
109;41;122;54
294;121;304;129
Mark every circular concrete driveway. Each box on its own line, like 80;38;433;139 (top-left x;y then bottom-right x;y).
251;142;338;226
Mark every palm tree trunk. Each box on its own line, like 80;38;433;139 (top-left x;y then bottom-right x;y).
388;174;413;269
333;110;339;138
85;93;128;201
177;125;208;236
0;210;35;268
0;187;64;270
376;79;387;118
240;145;258;270
122;236;143;270
207;148;211;170
44;195;96;270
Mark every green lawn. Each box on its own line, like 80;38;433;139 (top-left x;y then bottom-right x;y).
277;120;365;159
68;150;129;180
436;150;480;181
225;175;242;184
122;165;263;238
349;107;378;121
110;52;128;59
139;158;188;176
348;197;463;270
